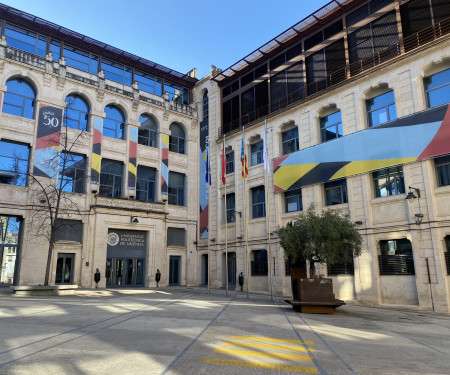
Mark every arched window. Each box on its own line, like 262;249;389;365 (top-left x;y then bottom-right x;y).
202;91;209;121
103;105;125;140
169;122;185;154
64;94;89;131
3;78;36;119
138;114;157;147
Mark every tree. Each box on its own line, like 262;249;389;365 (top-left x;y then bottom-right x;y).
277;204;362;277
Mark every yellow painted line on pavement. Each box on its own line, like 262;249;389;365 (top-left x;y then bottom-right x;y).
230;335;314;346
201;358;318;373
221;341;315;353
213;348;312;361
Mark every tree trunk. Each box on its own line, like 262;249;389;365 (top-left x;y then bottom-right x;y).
309;261;316;278
44;242;53;286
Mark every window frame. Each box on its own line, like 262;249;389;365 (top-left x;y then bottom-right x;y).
373;165;405;198
226;151;235;174
281;127;299;155
324;179;348;206
436;155;450;187
366;90;396;127
251;185;266;218
251;140;263;166
99;159;123;198
136;165;156;202
379;238;415;275
3;78;36;119
0;140;30;186
64;94;89;131
168;171;185;206
284;188;303;213
320;110;343;142
169;123;186;154
424;68;450;109
138;114;158;148
103;105;125;140
59;152;86;194
251;250;268;276
225;193;236;223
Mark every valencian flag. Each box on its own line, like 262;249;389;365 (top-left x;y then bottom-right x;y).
241;127;248;179
222;135;226;184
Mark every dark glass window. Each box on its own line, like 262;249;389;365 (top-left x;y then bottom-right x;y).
226;193;236;223
64;94;89;131
379;239;415;275
168;172;185;206
169;123;185;154
320;111;342;142
3;78;35;119
0;140;29;186
282;127;299;155
202;91;209;121
324;179;348;205
167;227;186;247
252;186;266;218
445;236;450;275
251;250;268;276
103;105;125;139
424;68;450;108
373;166;405;197
5;23;47;57
226;151;234;174
59;152;85;194
435;155;450;187
136;166;156;202
63;44;98;74
285;188;302;213
135;70;162;96
251;141;263;166
165;82;189;104
54;219;83;243
138;114;157;147
99;159;122;198
49;39;61;61
101;58;132;86
367;91;396;127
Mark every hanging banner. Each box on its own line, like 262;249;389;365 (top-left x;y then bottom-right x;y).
33;104;62;178
199;116;209;239
161;135;169;197
128;126;138;190
91;117;103;185
273;104;450;193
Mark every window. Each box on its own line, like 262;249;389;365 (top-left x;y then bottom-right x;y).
320;110;342;142
101;58;132;86
327;250;354;275
103;105;125;140
285;188;302;213
252;186;266;218
99;159;122;198
63;44;98;74
49;39;60;61
436;155;450;187
54;219;83;243
165;82;189;104
136;166;156;202
225;193;236;223
64;94;89;131
167;227;186;247
168;172;185;206
379;239;415;275
424;68;450;108
445;236;450;275
4;23;47;57
202;91;209;121
282;127;299;155
169;123;185;154
251;250;268;276
138;115;157;147
226;151;234;174
135;70;162;96
366;90;396;127
0;140;29;186
59;152;85;194
373;166;405;197
3;78;36;119
324;179;348;205
251;140;263;166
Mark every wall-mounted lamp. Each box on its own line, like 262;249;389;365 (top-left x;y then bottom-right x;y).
161;196;168;203
91;189;98;194
354;220;363;225
210;238;216;243
405;186;420;203
129;195;135;199
131;216;139;224
237;236;242;242
193;241;198;245
415;213;424;225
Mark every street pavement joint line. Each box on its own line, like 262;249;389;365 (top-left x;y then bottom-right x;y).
229;335;314;345
221;340;316;353
201;358;318;373
295;311;358;375
213;348;313;361
160;294;236;375
0;294;194;367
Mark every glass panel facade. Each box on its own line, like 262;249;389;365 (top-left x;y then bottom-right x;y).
101;58;132;85
5;23;47;57
59;152;85;193
135;70;162;95
0;141;29;186
63;44;98;74
165;82;189;104
99;159;122;198
136;166;156;202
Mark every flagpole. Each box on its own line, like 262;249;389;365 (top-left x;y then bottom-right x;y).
207;144;211;294
264;119;274;301
245;174;250;299
223;135;229;297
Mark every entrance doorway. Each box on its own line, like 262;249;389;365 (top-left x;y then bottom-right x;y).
106;258;144;287
0;215;21;286
169;256;181;285
201;254;208;285
222;252;236;287
55;254;74;284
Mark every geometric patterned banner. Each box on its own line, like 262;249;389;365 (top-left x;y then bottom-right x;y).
128;126;137;190
273;104;450;193
161;134;169;197
199;116;209;239
91;117;103;185
33;104;62;178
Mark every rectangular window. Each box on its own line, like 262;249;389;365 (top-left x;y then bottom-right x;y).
252;186;266;218
251;141;263;166
373;166;405;197
445;236;450;275
324;179;348;205
135;70;162;96
49;39;61;62
282;127;299;155
167;227;186;247
59;152;85;194
99;159;123;198
168;171;185;206
379;239;415;275
435;155;450;187
285;188;302;213
54;219;83;242
320;111;343;142
251;250;268;276
424;68;450;109
136;166;156;202
226;151;235;174
366;91;396;127
165;82;189;104
101;58;132;86
5;23;47;57
0;140;29;186
63;44;98;74
225;193;236;223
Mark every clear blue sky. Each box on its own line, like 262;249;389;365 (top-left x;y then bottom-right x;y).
2;0;331;79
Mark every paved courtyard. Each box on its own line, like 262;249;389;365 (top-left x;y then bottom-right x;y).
0;287;449;374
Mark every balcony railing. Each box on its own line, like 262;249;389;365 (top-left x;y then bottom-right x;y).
327;262;354;276
379;255;415;276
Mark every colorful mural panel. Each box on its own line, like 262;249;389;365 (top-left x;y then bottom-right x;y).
91;117;103;185
161;134;169;197
128;126;138;190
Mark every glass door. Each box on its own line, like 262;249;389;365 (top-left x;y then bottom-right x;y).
169;256;181;285
106;258;145;287
55;254;74;284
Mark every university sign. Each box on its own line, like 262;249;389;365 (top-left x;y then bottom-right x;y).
95;197;165;212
